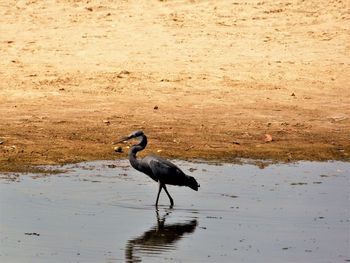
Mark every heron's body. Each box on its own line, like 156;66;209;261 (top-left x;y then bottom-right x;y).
120;131;200;207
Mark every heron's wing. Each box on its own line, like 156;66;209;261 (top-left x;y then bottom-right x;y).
142;155;181;171
145;156;186;185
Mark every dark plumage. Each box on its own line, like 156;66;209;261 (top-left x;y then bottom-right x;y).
117;131;200;207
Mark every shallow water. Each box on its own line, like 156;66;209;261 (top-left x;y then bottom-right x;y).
0;160;349;263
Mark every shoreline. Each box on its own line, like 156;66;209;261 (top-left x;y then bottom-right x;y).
1;143;349;174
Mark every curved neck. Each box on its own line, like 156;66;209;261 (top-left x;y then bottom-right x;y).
128;134;147;171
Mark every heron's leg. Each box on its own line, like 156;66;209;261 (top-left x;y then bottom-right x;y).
162;184;174;207
155;182;163;207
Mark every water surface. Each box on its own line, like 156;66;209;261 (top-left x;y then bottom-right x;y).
0;160;349;262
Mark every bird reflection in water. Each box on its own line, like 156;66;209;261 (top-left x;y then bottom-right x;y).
125;210;198;263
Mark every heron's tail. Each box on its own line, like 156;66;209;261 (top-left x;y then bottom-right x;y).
185;174;200;191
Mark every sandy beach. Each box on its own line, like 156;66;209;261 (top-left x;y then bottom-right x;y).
1;0;349;172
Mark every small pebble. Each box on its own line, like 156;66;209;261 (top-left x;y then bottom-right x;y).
264;134;273;143
114;146;123;153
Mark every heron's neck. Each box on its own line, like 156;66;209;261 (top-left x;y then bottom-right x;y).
128;135;147;171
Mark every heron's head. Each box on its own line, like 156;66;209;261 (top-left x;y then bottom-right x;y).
115;130;144;144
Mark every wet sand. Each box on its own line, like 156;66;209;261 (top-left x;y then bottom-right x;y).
1;160;349;262
1;0;350;172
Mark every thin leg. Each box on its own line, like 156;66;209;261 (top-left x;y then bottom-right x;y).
163;184;174;207
155;182;162;207
155;209;160;230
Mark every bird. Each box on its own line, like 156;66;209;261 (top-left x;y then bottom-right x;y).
116;131;200;207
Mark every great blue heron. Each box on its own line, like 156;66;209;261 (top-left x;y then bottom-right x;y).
116;131;200;207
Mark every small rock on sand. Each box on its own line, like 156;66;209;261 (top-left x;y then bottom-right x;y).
264;134;273;143
114;146;123;153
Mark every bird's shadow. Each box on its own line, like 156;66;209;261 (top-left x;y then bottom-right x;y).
125;209;198;263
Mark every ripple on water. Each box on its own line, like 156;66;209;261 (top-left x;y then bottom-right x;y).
0;160;349;263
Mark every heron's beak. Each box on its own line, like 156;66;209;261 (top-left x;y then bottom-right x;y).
112;135;133;145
